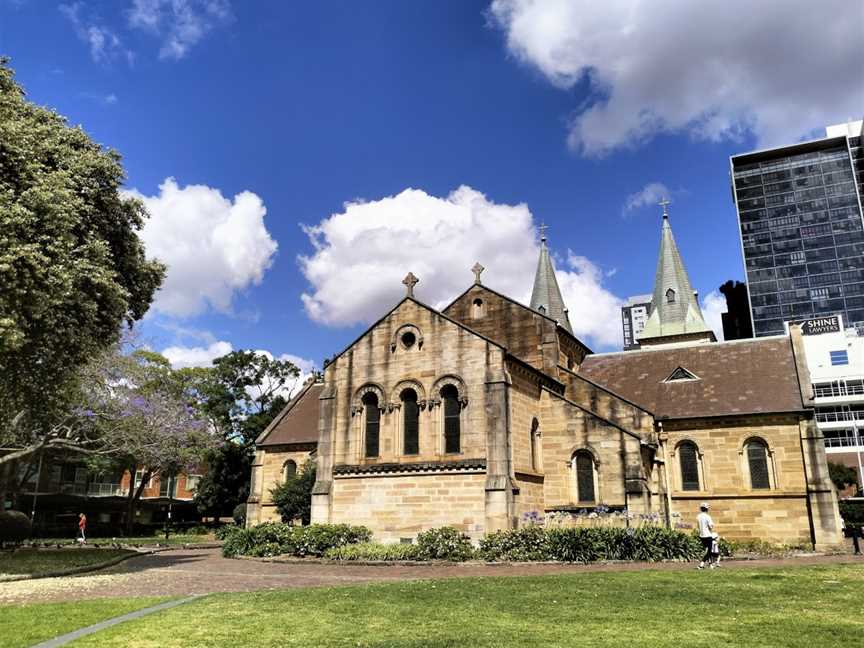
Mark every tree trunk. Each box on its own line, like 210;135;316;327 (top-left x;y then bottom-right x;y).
124;464;151;535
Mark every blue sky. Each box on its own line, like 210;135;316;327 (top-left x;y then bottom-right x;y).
2;1;861;373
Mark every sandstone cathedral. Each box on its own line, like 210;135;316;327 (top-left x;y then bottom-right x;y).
247;212;843;549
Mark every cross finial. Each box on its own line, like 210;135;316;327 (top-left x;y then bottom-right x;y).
402;272;419;297
471;262;485;285
658;198;671;219
539;221;549;241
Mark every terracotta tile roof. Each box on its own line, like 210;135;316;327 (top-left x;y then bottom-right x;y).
257;381;322;446
578;337;805;420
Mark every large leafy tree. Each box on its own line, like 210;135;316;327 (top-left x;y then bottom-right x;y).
0;58;165;471
189;351;302;520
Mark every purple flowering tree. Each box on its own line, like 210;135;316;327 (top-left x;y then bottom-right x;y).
78;347;216;532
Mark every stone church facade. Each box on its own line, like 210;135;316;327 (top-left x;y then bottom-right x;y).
248;217;843;549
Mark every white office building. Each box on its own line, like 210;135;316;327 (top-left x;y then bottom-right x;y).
794;313;864;492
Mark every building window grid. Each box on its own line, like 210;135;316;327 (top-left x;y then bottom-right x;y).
738;146;864;331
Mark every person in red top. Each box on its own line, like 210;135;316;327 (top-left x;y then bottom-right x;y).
78;512;87;543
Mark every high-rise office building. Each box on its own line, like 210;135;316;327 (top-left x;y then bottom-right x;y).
730;119;864;337
621;294;652;350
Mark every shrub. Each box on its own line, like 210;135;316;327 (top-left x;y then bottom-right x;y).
479;525;551;561
222;523;371;558
215;524;242;541
271;461;316;525
840;500;864;526
325;542;423;561
232;503;247;526
415;526;474;561
0;510;32;544
480;526;701;563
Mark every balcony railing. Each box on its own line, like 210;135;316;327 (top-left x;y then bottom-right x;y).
87;483;129;497
815;410;864;423
813;381;864;399
824;435;864;448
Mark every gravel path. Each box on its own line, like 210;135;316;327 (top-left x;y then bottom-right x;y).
1;547;860;605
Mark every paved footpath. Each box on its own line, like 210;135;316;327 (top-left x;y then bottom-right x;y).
1;547;860;606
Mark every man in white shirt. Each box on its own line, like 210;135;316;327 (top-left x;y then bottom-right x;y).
697;502;718;569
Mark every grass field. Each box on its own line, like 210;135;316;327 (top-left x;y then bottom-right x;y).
8;563;855;648
0;597;169;648
33;533;218;547
0;548;136;578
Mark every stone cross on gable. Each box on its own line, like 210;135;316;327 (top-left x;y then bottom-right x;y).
402;272;419;297
658;198;671;218
471;262;485;285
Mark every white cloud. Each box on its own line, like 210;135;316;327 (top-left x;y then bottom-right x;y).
129;0;231;60
128;178;278;318
162;340;233;369
488;0;864;155
623;182;671;215
299;185;623;349
700;289;727;342
60;2;134;65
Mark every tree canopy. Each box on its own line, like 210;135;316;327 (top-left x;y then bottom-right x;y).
0;58;165;459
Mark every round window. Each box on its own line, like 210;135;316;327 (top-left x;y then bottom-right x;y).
401;331;416;348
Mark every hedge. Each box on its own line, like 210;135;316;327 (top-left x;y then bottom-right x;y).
221;523;371;558
480;526;703;563
325;542;423;561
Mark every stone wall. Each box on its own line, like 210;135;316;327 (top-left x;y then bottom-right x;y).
330;470;487;542
663;414;841;546
564;370;655;439
247;444;314;525
313;298;507;531
539;390;646;512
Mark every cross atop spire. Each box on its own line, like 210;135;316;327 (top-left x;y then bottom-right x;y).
471;262;485;285
637;210;715;347
402;272;419;298
658;198;671;219
539;221;549;241
529;231;573;333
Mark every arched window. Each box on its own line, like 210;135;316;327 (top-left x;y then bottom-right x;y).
283;459;297;480
666;288;676;303
472;298;485;319
530;418;540;472
574;451;596;503
678;442;700;491
442;384;461;453
363;392;380;458
401;388;419;455
746;439;771;489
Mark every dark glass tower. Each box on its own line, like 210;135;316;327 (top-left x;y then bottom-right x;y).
730;121;864;336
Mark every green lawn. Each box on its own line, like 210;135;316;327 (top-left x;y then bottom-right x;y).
0;548;136;578
39;533;218;547
54;563;864;647
0;597;169;648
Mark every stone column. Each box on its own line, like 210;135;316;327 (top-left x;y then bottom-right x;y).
245;448;265;527
484;369;515;533
311;382;337;525
799;419;844;550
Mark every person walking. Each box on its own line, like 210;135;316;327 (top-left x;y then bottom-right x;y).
696;502;717;569
77;512;87;543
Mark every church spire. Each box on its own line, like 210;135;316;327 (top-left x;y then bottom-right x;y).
530;225;573;333
638;203;715;347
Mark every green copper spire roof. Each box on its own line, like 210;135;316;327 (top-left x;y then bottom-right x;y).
638;208;715;345
530;230;573;333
